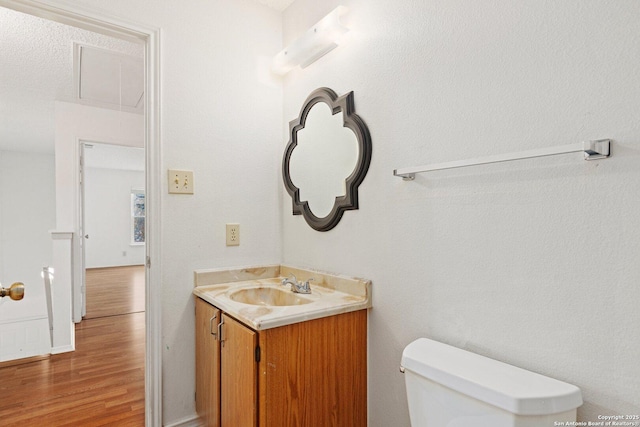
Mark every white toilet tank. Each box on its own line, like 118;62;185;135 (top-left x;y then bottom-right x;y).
401;338;583;427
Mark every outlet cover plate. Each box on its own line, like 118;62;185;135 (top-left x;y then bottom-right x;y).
226;223;240;246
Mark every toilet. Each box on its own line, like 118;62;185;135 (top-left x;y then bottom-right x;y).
401;338;583;427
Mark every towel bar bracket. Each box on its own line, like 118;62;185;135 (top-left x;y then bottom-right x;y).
583;139;610;160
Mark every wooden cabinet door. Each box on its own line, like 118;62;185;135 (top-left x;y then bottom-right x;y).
221;314;257;427
195;298;221;427
259;310;367;426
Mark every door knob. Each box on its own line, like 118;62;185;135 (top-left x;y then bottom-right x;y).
0;282;25;301
84;234;89;239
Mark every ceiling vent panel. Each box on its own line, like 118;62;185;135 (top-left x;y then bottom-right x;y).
76;44;144;112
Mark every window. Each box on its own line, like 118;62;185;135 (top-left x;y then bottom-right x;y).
131;190;145;245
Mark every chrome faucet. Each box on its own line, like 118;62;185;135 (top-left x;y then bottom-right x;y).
281;274;313;294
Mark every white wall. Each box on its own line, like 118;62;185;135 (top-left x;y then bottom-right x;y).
48;2;283;424
84;167;145;268
281;1;640;425
55;101;144;232
53;101;144;346
0;150;55;361
21;1;639;425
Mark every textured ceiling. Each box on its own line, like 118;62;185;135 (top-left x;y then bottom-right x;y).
0;7;143;153
255;0;295;11
0;1;291;154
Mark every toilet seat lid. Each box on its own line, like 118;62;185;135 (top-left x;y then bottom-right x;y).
401;338;583;415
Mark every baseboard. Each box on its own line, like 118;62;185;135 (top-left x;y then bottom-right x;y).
86;264;145;270
163;414;201;427
51;344;74;354
0;354;49;368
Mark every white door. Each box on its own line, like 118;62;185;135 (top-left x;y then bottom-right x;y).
0;150;57;361
77;142;88;322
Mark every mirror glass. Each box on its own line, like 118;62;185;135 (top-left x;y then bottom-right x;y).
289;102;359;218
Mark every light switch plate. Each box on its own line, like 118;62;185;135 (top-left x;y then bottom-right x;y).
168;170;194;194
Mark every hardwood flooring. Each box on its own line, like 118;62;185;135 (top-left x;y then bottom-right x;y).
85;265;145;319
0;266;146;426
0;312;145;426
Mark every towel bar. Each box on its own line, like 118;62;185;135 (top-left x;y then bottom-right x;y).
393;139;610;180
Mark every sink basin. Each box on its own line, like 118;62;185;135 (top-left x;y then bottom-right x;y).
228;286;313;306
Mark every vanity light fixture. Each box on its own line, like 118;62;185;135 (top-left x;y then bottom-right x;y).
271;6;349;75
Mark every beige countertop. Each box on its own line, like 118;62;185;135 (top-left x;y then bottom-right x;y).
193;265;372;330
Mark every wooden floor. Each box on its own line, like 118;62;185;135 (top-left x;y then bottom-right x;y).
85;265;145;319
0;266;146;426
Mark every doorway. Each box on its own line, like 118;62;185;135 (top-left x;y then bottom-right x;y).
0;2;161;425
80;142;146;320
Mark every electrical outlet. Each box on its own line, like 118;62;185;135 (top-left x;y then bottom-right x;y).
226;223;240;246
168;169;194;194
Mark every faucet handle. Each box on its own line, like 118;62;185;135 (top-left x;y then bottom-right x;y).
300;277;314;293
281;273;297;286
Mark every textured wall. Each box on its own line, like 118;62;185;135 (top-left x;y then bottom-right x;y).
281;1;640;425
11;0;639;425
46;1;284;424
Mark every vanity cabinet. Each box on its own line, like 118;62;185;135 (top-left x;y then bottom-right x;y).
220;313;257;426
195;297;220;427
195;296;367;427
196;299;257;426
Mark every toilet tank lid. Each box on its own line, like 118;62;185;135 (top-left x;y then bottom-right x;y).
401;338;583;416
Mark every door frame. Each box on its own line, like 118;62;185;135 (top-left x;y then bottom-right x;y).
0;1;162;425
78;141;87;322
78;140;146;322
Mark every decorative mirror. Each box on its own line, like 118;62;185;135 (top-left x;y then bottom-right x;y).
282;87;372;231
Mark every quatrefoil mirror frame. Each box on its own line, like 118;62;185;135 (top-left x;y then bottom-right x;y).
282;87;372;231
